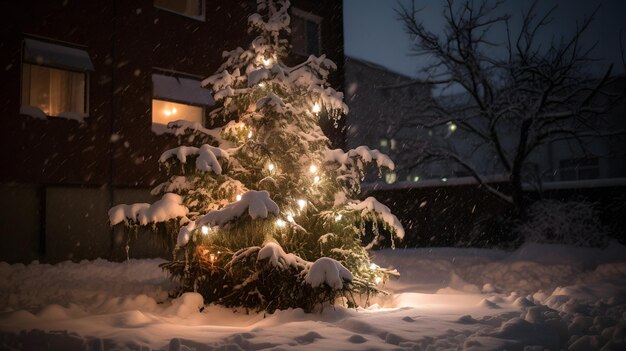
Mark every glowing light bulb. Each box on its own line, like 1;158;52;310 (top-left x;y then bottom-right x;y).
275;219;286;228
268;163;275;172
258;82;266;88
312;102;321;114
201;225;210;235
448;123;457;132
172;107;177;114
262;57;273;67
297;199;306;210
309;164;318;174
287;214;294;223
369;263;379;270
209;253;216;263
235;194;242;201
247;130;253;139
313;175;320;184
441;177;448;182
374;276;382;284
334;214;342;222
163;110;172;116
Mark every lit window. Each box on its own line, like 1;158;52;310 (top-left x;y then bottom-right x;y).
291;8;322;56
151;72;214;133
20;38;93;118
154;0;205;21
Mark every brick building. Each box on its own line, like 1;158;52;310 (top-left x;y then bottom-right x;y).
0;0;345;262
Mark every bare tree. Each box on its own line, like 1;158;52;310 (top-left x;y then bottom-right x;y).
392;0;623;215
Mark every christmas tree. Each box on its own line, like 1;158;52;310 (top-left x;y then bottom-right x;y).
109;0;404;312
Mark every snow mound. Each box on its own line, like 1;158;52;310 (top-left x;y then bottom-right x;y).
305;257;353;289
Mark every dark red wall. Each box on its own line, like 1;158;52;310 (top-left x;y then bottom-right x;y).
0;0;345;188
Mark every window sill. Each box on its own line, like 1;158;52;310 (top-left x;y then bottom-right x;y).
20;106;88;123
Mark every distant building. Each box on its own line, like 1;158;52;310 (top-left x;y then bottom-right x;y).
0;0;345;262
345;56;626;190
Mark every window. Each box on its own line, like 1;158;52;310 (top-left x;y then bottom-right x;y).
559;157;599;181
154;0;205;21
21;38;93;119
291;8;322;56
151;71;214;133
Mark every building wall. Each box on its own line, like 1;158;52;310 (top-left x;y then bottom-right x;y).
0;0;344;263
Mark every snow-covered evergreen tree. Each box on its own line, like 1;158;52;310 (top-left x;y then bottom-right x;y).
109;0;404;312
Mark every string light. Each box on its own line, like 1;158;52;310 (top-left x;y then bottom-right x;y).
309;164;318;174
297;199;306;210
267;163;275;172
262;57;273;67
448;122;457;132
374;276;382;284
247;130;253;139
235;194;242;201
201;225;211;235
275;219;286;228
334;214;342;222
258;82;266;88
209;253;216;263
369;263;379;270
312;102;321;114
286;214;294;223
313;175;320;184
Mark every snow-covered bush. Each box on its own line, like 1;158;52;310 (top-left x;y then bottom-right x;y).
516;199;609;247
110;0;402;312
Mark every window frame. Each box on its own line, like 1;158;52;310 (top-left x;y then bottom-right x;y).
558;157;600;181
151;69;212;129
290;7;323;57
154;0;206;22
20;36;91;118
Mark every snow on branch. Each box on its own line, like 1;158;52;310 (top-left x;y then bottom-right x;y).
348;197;405;240
109;193;189;226
164;120;224;141
305;257;353;290
159;144;229;174
177;190;279;246
257;242;308;270
325;146;395;174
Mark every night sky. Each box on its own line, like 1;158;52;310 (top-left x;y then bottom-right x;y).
344;0;626;79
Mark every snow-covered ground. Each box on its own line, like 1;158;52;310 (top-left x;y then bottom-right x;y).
1;243;625;351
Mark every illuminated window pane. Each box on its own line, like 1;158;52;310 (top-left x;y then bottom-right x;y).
152;99;203;126
21;63;86;116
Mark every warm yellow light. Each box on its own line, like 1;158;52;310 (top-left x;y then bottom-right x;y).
313;175;320;184
309;164;318;174
209;253;216;263
235;194;242;201
448;123;457;132
262;57;273;67
172;107;177;114
247;130;253;139
201;225;210;235
163;110;172;117
275;219;286;228
374;276;382;284
369;263;379;270
258;82;266;88
297;199;307;210
268;163;275;172
312;102;321;114
334;214;342;222
287;214;294;223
